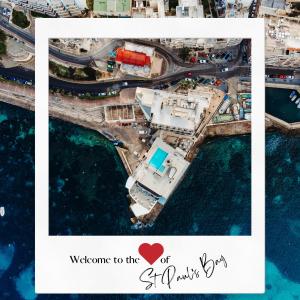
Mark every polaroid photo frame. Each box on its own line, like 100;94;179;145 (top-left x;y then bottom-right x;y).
35;18;265;294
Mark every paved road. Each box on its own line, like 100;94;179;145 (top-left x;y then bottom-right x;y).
0;17;34;44
1;15;299;74
0;17;93;65
0;65;251;94
0;17;256;72
2;16;299;93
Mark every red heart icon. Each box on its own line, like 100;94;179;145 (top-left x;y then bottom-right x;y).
138;243;164;265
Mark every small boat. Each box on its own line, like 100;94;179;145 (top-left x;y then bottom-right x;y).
0;207;5;217
297;103;300;109
289;90;296;98
291;95;297;102
295;98;300;105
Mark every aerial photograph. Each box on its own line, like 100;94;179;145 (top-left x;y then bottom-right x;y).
48;37;252;235
0;0;299;299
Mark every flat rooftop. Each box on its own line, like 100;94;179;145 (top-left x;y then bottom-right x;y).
261;0;285;9
117;42;161;78
93;0;131;13
136;87;211;132
127;137;190;200
265;16;300;54
124;42;155;57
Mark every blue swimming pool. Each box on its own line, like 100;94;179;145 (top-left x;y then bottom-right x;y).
149;147;168;171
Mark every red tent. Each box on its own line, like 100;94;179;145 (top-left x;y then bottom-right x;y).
116;48;151;67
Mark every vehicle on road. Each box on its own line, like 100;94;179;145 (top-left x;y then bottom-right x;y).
220;67;229;72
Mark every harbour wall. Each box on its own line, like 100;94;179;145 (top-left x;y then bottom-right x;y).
205;120;251;137
266;113;300;134
265;82;300;93
0;90;35;112
0;90;110;138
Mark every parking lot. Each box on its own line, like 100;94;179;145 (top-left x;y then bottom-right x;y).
0;7;11;20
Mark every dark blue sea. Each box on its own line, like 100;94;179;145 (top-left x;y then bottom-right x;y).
1;101;300;299
266;87;300;123
49;119;251;236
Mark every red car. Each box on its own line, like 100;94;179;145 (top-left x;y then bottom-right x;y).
190;57;197;63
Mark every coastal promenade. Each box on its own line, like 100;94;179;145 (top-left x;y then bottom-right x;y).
1;80;299;178
266;82;300;93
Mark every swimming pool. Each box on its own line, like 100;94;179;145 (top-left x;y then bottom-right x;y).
149;148;168;171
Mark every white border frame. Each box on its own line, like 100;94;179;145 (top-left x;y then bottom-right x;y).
35;18;265;294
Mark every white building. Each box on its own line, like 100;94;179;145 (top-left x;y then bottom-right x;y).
160;38;242;50
176;0;204;18
136;87;211;135
259;0;286;16
263;16;300;67
131;0;166;17
116;42;163;78
126;137;190;219
93;0;132;17
225;0;252;18
11;0;84;17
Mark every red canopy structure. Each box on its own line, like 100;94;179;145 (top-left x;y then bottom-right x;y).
116;48;151;67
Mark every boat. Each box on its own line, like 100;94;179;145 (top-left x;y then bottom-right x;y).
0;207;5;217
295;98;300;105
298;103;300;109
291;95;297;102
289;90;296;98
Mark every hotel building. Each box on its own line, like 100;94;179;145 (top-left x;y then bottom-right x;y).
125;137;190;220
11;0;84;17
135;87;211;135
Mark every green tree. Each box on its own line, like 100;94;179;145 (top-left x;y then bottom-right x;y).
12;10;30;29
86;0;94;10
0;30;6;56
178;47;191;61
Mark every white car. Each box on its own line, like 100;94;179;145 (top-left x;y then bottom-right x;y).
221;67;229;72
199;59;207;64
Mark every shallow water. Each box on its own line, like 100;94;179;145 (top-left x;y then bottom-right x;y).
1;101;300;299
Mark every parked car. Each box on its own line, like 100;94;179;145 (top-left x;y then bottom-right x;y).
224;53;231;60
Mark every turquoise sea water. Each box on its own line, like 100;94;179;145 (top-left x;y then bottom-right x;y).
1;101;300;299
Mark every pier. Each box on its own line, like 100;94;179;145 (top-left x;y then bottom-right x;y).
266;82;300;94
